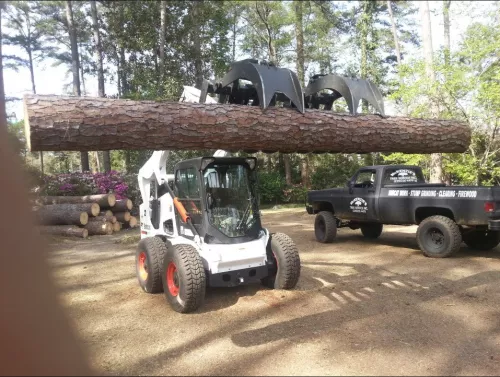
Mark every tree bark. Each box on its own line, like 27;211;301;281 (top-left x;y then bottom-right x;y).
114;211;131;222
34;207;89;226
89;215;117;224
38;225;88;238
37;203;100;218
284;155;292;185
420;1;442;183
295;1;305;86
387;1;402;65
114;198;133;212
158;0;167;95
37;194;116;208
84;221;113;235
99;210;113;219
23;95;471;154
0;4;6;128
443;0;451;66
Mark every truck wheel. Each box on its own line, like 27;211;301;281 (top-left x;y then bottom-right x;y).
314;211;337;243
361;223;383;239
136;237;167;293
262;233;301;290
463;230;500;251
162;244;206;313
416;216;462;258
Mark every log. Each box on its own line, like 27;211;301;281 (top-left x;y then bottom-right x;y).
113;198;133;212
38;225;88;239
121;216;138;229
36;203;100;219
99;210;113;219
112;222;121;232
89;215;117;224
114;211;131;222
23;94;471;153
84;221;113;235
38;194;116;208
34;206;89;226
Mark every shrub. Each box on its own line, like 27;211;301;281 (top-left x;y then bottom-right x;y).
257;171;286;204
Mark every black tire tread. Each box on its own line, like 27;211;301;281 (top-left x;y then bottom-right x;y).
315;211;337;243
137;236;167;293
463;230;500;251
164;244;206;313
270;232;301;289
416;215;462;258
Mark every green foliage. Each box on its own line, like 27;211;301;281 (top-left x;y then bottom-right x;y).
257;171;286;204
310;154;361;190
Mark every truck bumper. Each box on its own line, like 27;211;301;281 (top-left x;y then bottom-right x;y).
488;219;500;231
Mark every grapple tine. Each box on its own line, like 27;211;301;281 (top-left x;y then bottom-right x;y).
220;59;305;114
304;74;385;116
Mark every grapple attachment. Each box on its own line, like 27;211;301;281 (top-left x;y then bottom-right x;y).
200;59;305;114
304;74;385;116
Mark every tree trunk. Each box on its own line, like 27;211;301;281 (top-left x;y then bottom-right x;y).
102;151;111;172
28;49;36;94
420;1;442;183
23;95;471;154
122;216;138;229
38;225;88;238
90;0;105;97
34;207;89;226
284;155;292;185
295;1;305;86
387;0;402;65
84;221;113;235
114;198;133;212
443;0;451;66
36;203;100;218
0;4;6;127
114;211;131;222
89;215;117;224
191;1;203;89
158;0;167;95
301;155;309;187
37;194;116;208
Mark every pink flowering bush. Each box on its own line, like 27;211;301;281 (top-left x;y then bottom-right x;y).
41;171;130;200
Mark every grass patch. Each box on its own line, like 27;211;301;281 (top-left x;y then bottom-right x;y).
115;233;141;245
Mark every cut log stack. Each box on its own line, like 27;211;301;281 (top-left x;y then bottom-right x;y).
33;193;139;239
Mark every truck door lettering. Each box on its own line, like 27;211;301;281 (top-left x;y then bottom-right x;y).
438;190;456;198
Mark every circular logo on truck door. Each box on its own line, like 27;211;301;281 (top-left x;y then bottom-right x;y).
350;197;368;213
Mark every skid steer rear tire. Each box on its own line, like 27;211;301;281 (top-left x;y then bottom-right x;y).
162;244;206;313
314;211;337;243
262;233;301;290
136;237;167;294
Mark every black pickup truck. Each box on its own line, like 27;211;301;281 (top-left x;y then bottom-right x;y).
305;165;500;258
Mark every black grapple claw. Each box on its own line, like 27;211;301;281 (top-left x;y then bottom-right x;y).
199;59;305;114
304;74;385;116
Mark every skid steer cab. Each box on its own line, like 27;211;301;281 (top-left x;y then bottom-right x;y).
135;155;301;313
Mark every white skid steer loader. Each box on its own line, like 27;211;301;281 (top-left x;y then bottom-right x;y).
135;85;301;313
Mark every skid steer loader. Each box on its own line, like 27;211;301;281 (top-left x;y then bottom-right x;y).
135;84;301;313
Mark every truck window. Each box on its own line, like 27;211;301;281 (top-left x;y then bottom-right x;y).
354;170;376;188
382;167;425;185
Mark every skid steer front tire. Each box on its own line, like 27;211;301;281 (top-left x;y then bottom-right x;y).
136;237;167;294
262;233;301;290
162;244;206;313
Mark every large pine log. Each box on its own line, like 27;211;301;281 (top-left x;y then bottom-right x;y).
38;194;116;208
34;206;89;226
84;221;113;235
113;198;132;212
122;216;138;229
36;203;100;219
23;95;471;153
38;225;88;239
89;215;117;224
99;210;113;219
114;211;131;222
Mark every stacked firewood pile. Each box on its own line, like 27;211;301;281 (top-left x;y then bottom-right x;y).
33;194;138;239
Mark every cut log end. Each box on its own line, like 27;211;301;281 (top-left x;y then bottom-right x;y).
128;216;138;228
114;198;133;212
90;203;100;217
80;212;89;226
112;222;121;232
114;211;131;223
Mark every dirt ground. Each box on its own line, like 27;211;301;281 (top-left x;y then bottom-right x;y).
46;208;500;376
